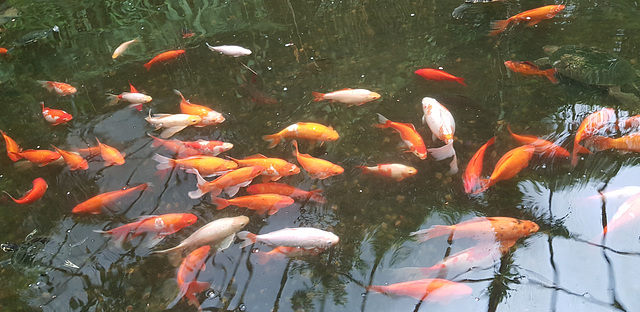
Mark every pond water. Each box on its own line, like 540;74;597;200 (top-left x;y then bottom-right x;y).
1;0;639;311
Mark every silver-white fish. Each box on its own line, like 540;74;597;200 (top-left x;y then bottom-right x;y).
153;216;250;254
145;111;202;138
238;227;339;249
112;38;137;59
206;42;252;57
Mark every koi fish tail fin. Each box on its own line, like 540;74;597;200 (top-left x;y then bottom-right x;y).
173;89;187;102
152;153;175;171
365;285;387;294
472;179;492;194
106;94;120;106
37;80;53;91
428;142;456;161
128;103;143;111
184;281;210;311
256;251;273;265
308;189;327;203
187;169;207;199
2;190;17;202
456;77;467;86
311;91;325;102
94;228;128;249
448;152;459;175
356;166;370;174
570;142;592;167
7;151;23;161
291;140;300;157
211;197;230;210
584;136;610;152
237;231;258;248
375;113;391;128
148;134;163;148
545;69;559;84
409;225;452;242
262;133;282;149
489;19;510;36
143;62;152;71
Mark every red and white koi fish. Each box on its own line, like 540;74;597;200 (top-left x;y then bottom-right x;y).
154;216;250;254
71;183;150;214
463;137;495;194
3;177;48;204
410;217;539;246
174;90;225;127
312;88;381;106
507;125;569;159
149;135;233;157
473;145;535;194
262;122;339;148
489;5;565;36
205;43;252;57
415;68;466;86
366;278;472;302
1;130;23;162
237;227;339;250
107;82;152;111
571;108;616;167
247;183;326;203
94;213;197;248
357;164;417;181
37;80;77;96
112;38;137;59
212;194;295;215
188;166;263;199
145;111;202;138
41;102;72;125
422;97;458;174
375;113;427;159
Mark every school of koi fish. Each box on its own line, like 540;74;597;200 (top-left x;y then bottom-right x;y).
1;2;639;311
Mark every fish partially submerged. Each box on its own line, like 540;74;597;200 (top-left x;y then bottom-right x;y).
366;278;472;302
154;216;250;254
145;111;202;138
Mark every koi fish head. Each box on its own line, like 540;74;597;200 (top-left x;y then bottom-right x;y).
321;128;340;141
369;92;381;101
180;214;198;227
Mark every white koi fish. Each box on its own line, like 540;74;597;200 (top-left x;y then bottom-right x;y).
237;227;339;249
422;97;458;174
145;111;202;138
206;43;252;57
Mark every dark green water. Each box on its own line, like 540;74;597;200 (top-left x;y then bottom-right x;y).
1;0;639;311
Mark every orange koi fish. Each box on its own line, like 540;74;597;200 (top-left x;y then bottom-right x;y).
9;149;61;166
112;38;137;59
172;246;211;311
144;49;186;70
41;102;72;125
107;82;152;111
95;213;197;248
489;5;565;36
367;278;472;302
0;48;8;55
188;166;264;199
619;114;640;130
262;122;339;148
96;138;125;166
292;140;343;180
375;114;427;159
227;154;300;181
247;183;326;203
422;97;458;173
1;130;22;161
51;145;88;170
357;164;417;181
71;183;150;214
3;177;48;204
504;61;558;84
312;88;381;106
507;125;569;159
37;80;77;96
463;137;495;194
256;245;324;265
473;145;535;194
410;217;539;246
415;68;466;86
75;146;102;157
174;90;225;127
571;108;616;167
153;154;237;177
586;133;640;154
212;194;295;215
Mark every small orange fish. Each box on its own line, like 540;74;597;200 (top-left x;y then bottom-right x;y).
1;130;22;162
212;194;295;215
357;164;417;181
95;213;197;248
587;133;640;153
9;149;61;166
507;125;569;159
71;183;150;214
37;80;77;96
489;5;565;36
174;246;211;311
0;48;9;55
571;108;616;167
51;145;88;170
3;177;48;204
473;144;535;194
144;49;186;70
96;138;125;166
463;137;495;194
375;114;427;160
262;122;339;148
246;183;326;203
227;154;300;181
415;68;466;86
367;278;472;302
504;61;558;84
152;154;238;177
174;90;225;127
410;217;539;245
41;102;73;125
188;166;264;199
292;140;343;180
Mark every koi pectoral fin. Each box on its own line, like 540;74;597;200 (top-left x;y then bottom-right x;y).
160;126;188;138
